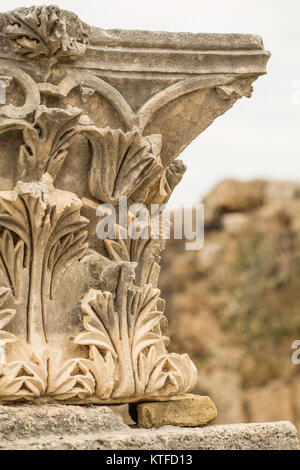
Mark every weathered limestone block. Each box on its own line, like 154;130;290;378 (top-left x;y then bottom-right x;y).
129;393;217;428
0;404;126;440
0;6;270;404
0;405;298;450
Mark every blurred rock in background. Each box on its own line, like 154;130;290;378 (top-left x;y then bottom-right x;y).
159;179;300;430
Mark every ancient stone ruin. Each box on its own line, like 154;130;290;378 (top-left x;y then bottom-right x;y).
0;6;269;406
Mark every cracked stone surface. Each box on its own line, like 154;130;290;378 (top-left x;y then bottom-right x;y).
0;405;298;450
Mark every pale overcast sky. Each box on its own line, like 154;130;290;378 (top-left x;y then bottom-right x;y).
1;0;299;205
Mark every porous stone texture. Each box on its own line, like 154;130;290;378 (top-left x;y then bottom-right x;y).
130;394;217;428
0;403;126;439
0;405;297;450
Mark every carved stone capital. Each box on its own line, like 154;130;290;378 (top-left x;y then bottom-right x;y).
0;6;270;404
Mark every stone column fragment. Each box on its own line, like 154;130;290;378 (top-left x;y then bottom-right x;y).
0;6;270;404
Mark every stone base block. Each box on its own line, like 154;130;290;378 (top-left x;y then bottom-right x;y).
0;404;298;450
129;394;217;428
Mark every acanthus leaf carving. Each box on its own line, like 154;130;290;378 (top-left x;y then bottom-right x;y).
47;349;95;401
142;159;187;207
0;175;89;346
0;352;47;400
145;353;197;397
0;230;25;301
74;271;197;400
0;346;97;402
0;287;17;368
80;126;164;205
5;6;89;60
17;105;83;182
103;213;165;288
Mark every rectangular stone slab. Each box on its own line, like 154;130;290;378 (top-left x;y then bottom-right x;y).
129;394;218;428
0;405;298;450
